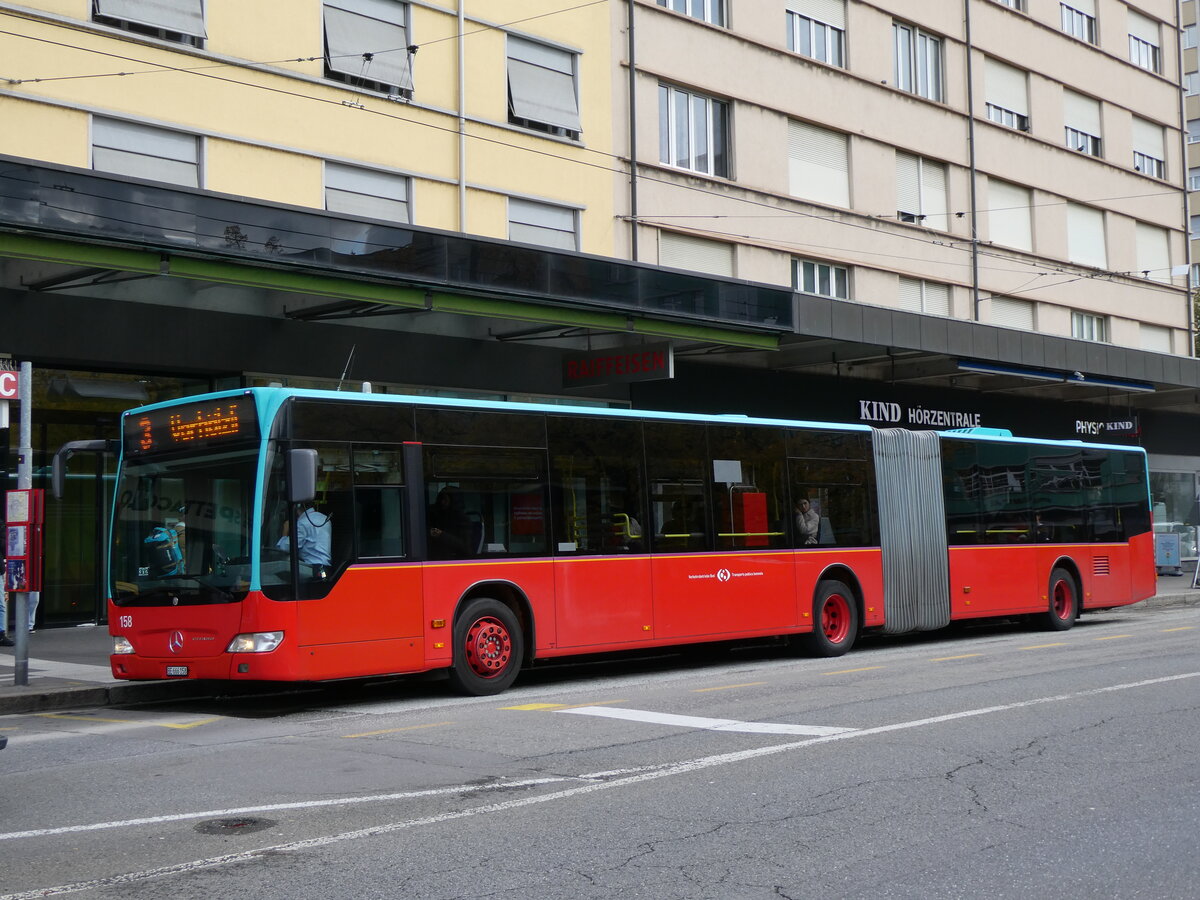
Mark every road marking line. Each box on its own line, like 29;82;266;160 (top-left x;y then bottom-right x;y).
35;713;221;730
10;671;1197;898
693;682;767;692
823;666;884;675
342;722;452;738
1162;626;1195;632
557;699;628;709
1093;635;1131;641
931;654;983;662
556;706;854;736
1020;643;1068;650
501;703;565;710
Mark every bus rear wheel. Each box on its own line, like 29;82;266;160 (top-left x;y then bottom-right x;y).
448;598;524;696
799;579;859;657
1042;567;1078;632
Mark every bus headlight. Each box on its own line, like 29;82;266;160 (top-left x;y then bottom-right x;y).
113;636;135;654
226;632;284;653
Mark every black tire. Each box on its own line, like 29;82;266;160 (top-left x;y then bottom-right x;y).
447;598;524;696
1042;567;1078;631
798;579;859;657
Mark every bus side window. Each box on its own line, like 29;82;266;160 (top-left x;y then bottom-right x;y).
646;422;710;553
353;447;405;559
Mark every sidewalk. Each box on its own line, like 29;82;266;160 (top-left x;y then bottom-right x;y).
2;578;1199;716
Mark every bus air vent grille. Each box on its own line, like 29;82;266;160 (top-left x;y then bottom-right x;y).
1093;556;1110;576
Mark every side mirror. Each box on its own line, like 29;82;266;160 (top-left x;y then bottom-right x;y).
51;440;113;499
288;449;318;504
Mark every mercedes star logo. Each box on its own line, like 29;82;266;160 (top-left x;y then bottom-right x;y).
168;631;185;654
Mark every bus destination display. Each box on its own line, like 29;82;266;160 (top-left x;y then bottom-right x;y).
124;398;258;455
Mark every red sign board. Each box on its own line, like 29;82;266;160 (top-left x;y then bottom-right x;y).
0;371;18;400
562;343;674;388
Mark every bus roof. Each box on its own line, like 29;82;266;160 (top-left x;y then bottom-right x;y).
124;386;1146;456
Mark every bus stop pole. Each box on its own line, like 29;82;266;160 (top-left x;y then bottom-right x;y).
12;360;33;686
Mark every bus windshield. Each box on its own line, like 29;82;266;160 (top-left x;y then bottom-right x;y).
111;448;258;606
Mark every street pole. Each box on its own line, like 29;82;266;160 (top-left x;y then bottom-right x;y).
12;360;33;685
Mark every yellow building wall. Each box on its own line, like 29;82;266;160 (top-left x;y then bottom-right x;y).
0;0;616;254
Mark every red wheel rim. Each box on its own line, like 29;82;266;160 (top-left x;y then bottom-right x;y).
822;593;851;644
1052;579;1072;619
464;616;512;679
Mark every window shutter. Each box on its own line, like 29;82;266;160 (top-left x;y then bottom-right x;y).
990;296;1035;330
1131;117;1164;159
325;163;410;224
923;281;951;316
1063;90;1101;135
987;180;1032;251
897;276;923;311
1140;324;1172;353
659;231;734;276
1128;10;1159;44
508;37;582;133
92;118;199;187
1067;203;1106;268
509;198;577;250
1067;0;1095;15
792;0;845;28
985;58;1028;116
1134;223;1170;283
788;121;849;207
95;0;206;37
920;159;948;231
896;152;920;217
324;0;413;91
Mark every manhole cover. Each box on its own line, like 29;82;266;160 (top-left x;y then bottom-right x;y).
194;817;277;835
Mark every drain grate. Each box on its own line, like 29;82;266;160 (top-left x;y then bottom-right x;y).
194;817;277;835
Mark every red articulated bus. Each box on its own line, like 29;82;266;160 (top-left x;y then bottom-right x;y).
57;388;1155;695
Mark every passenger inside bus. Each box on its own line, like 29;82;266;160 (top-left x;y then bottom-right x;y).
428;488;472;559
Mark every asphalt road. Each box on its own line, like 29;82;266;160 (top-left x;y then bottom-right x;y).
1;603;1198;899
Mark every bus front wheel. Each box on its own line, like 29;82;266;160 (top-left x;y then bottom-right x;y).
1042;568;1079;632
800;580;859;657
448;598;524;696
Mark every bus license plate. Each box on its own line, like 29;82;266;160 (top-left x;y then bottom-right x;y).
165;666;189;677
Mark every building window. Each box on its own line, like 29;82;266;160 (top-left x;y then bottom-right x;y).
793;258;849;299
659;230;734;276
990;296;1035;330
1186;73;1200;97
787;3;846;67
987;180;1032;251
1128;11;1162;73
984;59;1029;131
898;277;951;316
1071;311;1107;342
1135;222;1170;284
659;84;730;178
508;198;578;251
1185;24;1198;50
1132;117;1165;179
1140;324;1171;354
1190;263;1200;288
1060;2;1097;44
92;0;205;46
1190;119;1200;143
323;0;414;97
896;152;947;230
91;117;199;187
325;162;410;224
788;120;849;207
1190;215;1200;241
893;22;943;102
656;0;725;27
507;36;582;139
1063;90;1102;157
1190;167;1200;191
993;0;1022;9
1066;203;1106;269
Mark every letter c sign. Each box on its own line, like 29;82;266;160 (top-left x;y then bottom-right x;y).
0;372;17;400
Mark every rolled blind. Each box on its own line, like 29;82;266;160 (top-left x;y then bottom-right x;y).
985;58;1028;115
325;163;409;224
1063;90;1101;134
1134;223;1170;283
1132;117;1164;158
792;0;845;28
1140;324;1172;353
1067;203;1106;268
923;281;951;316
324;0;413;91
659;231;734;276
1128;10;1159;44
508;37;582;133
987;180;1032;251
921;159;948;230
95;0;206;37
896;152;920;216
990;296;1035;330
1065;0;1095;15
789;120;849;207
